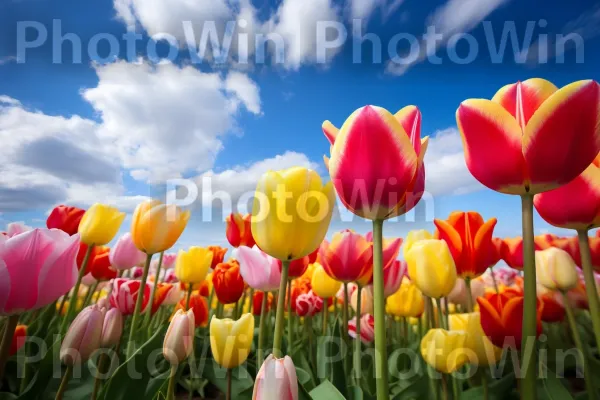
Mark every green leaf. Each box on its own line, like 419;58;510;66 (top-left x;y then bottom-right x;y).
460;372;515;400
98;328;166;400
0;393;18;400
391;373;430;400
18;335;62;399
294;352;317;391
538;373;574;400
201;362;254;399
309;380;346;400
296;367;312;386
349;385;364;400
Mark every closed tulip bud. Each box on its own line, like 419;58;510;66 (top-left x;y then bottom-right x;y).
311;263;341;299
212;260;245;305
109;233;146;270
403;230;433;258
536;247;579;291
386;278;425;318
235;245;281;292
449;312;502;366
175;246;213;284
251;167;335;261
210;313;255;369
406;239;457;299
60;305;106;366
253;355;298;400
47;205;86;236
420;329;468;374
163;309;195;365
101;308;123;348
78;203;126;246
131;200;190;255
351;286;374;315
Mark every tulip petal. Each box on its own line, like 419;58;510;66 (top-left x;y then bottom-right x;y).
322;120;339;145
524;80;600;193
492;78;558;126
433;219;462;262
456;99;527;194
394;105;422;156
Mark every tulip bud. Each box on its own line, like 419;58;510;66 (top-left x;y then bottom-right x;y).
406;239;457;299
101;308;123;348
210;313;255;369
163;309;195;365
60;305;106;366
253;355;298;400
536;247;579;291
310;263;341;299
449;312;502;366
420;329;468;374
78;203;126;246
403;230;433;258
386;278;425;318
350;286;374;315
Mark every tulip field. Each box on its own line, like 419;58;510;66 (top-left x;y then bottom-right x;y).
1;78;600;400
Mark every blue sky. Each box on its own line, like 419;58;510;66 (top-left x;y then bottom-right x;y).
1;0;599;251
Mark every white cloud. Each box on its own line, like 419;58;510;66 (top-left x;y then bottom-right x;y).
0;96;21;106
386;0;508;75
82;61;261;183
348;0;404;23
424;128;483;196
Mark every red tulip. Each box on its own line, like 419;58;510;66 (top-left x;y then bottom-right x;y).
212;260;245;304
252;291;272;316
9;325;27;356
226;213;255;248
500;236;552;270
284;248;318;279
88;246;117;281
174;292;208;327
208;246;227;269
47;205;86;236
319;230;372;284
348;314;375;344
538;290;565;323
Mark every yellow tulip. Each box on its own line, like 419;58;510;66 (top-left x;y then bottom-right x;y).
251;167;335;261
403;229;433;258
387;278;425;318
131;200;190;254
535;247;579;291
78;203;126;246
406;239;457;299
175;247;213;284
420;329;468;374
311;263;341;298
210;313;255;369
449;312;502;366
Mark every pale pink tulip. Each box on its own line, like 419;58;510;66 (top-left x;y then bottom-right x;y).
101;308;123;348
109;233;146;271
82;272;97;287
351;286;374;315
0;229;80;315
349;314;375;344
253;354;298;400
163;309;195;365
383;260;407;297
447;278;485;308
234;245;281;292
5;222;32;237
60;304;106;365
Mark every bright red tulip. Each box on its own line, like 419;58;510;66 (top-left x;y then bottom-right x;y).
285;248;318;279
9;325;27;356
252;291;272;316
88;246;117;281
47;205;86;236
319;230;372;284
434;211;497;278
538;290;565;323
226;213;255;248
500;236;552;270
148;282;174;314
323;105;428;220
456;79;600;195
212;260;245;304
208;246;228;269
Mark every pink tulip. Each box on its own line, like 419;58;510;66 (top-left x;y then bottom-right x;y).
447;278;485;308
336;282;358;303
161;253;178;270
253;354;298;400
163;309;195;365
109;233;146;271
5;222;32;237
383;260;406;297
349;314;375;344
0;229;80;315
351;286;374;315
101;308;123;348
60;304;106;365
110;278;150;315
365;231;403;270
234;245;281;292
82;272;97;287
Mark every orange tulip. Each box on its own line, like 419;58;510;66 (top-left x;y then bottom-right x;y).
208;246;228;269
434;211;497;278
9;325;27;356
500;236;551;270
478;291;543;349
131;200;189;254
456;79;600;195
212;260;245;304
226;213;255;248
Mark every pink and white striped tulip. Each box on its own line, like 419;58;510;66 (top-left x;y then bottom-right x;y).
348;314;375;344
253;354;298;400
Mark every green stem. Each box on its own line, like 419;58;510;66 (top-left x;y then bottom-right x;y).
272;261;290;358
354;285;362;384
82;281;99;309
322;299;328;335
343;282;350;342
166;365;177;400
372;219;389;399
226;368;232;400
577;229;600;348
562;291;596;400
0;314;19;383
436;298;447;330
520;194;537;400
126;253;153;358
307;315;317;371
143;251;164;328
257;292;268;365
481;370;489;400
287;280;293;354
185;284;193;311
465;278;474;312
60;245;94;334
55;365;72;400
91;353;108;400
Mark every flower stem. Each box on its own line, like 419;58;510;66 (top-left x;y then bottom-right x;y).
576;229;600;348
287;280;293;354
166;365;177;400
91;353;108;400
322;300;328;335
354;285;362;384
126;253;153;358
82;281;99;309
465;278;474;312
0;314;19;383
343;282;350;342
185;284;193;311
272;261;290;358
143;251;164;328
55;365;72;400
372;219;389;399
257;292;268;365
60;245;93;334
562;291;596;400
435;298;447;330
226;368;232;400
520;194;537;400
